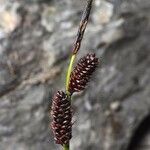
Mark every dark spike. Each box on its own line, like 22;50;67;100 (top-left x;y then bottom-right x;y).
72;0;93;54
69;53;99;94
51;91;72;145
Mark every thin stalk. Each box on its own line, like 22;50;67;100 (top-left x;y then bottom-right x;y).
65;54;76;95
63;144;69;150
64;55;75;150
64;1;93;150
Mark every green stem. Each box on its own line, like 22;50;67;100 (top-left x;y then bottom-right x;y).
63;144;69;150
64;57;73;150
64;54;75;150
65;54;76;95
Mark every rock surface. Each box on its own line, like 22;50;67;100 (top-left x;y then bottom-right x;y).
0;0;150;150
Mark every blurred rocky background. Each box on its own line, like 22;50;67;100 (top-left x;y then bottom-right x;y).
0;0;150;150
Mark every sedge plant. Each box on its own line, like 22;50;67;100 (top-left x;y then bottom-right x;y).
50;0;99;150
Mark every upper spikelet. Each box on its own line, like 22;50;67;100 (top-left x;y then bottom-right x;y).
51;91;72;145
69;53;99;94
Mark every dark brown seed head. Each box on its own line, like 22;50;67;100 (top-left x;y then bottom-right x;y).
69;53;99;94
51;91;72;145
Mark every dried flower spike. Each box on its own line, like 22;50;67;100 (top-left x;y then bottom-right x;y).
69;53;99;94
51;91;72;145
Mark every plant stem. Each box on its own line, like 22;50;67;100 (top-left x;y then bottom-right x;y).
66;54;76;95
65;54;75;150
64;1;94;150
63;144;69;150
